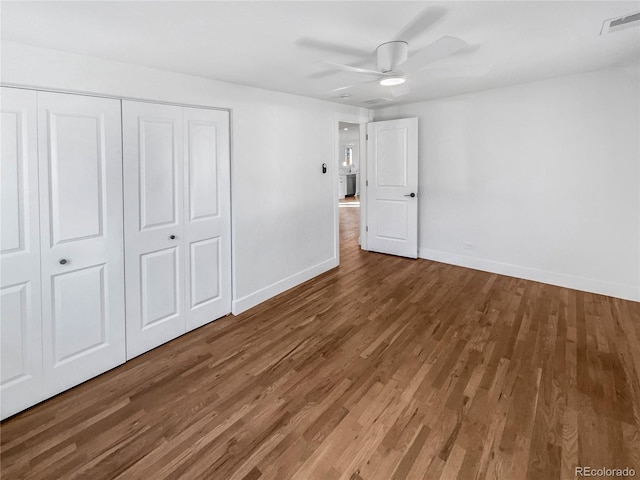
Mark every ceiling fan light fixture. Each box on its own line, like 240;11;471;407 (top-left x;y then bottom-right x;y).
380;76;406;86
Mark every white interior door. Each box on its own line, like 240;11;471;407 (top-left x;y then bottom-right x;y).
366;118;418;258
183;107;231;331
37;91;126;395
1;87;45;419
123;101;185;359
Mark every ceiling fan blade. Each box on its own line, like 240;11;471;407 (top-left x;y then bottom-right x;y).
297;37;372;58
308;59;376;79
326;78;383;95
401;36;469;73
392;6;447;43
320;61;382;76
308;70;340;80
329;84;357;94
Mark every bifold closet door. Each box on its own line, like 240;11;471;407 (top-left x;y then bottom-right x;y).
183;107;231;331
1;88;45;419
37;92;126;395
123;101;232;359
122;102;186;358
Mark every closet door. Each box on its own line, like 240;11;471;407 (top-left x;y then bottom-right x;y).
122;101;185;359
183;108;231;331
0;88;44;419
37;92;126;395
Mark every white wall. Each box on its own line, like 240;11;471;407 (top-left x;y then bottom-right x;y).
375;66;640;301
1;41;369;313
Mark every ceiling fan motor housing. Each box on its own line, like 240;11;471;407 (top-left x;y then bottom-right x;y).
377;41;408;72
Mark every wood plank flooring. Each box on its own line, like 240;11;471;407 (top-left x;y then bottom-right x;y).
2;205;640;479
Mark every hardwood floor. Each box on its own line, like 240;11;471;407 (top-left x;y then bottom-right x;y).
2;205;639;479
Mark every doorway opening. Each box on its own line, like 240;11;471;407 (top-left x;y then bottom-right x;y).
338;121;362;252
333;114;368;265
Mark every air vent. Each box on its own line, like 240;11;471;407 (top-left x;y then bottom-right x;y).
601;11;640;35
362;98;392;105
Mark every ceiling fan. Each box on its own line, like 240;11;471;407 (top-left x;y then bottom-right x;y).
324;36;469;93
300;7;489;99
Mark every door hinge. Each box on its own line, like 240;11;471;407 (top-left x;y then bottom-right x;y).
366;134;369;140
366;180;368;187
366;226;368;232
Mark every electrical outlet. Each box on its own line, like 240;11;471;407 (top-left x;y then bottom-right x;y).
464;242;475;251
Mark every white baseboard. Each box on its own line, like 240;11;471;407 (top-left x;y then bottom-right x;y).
232;257;339;315
419;248;639;302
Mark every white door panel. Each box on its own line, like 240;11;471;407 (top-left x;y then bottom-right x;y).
376;200;408;239
140;246;180;329
1;284;30;381
190;237;221;308
366;118;418;258
139;119;180;230
187;122;219;221
51;264;108;364
376;128;408;186
0;87;44;419
38;92;126;395
183;108;231;331
48;113;104;244
123;101;185;358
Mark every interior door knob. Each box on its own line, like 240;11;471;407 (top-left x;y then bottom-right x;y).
170;235;176;240
59;259;68;265
404;192;416;198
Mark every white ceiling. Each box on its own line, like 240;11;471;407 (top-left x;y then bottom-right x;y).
2;1;639;108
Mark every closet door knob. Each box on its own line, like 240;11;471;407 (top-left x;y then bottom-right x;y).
169;235;176;240
59;259;68;265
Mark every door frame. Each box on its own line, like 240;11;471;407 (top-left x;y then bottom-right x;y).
334;113;370;262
